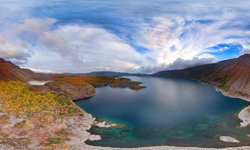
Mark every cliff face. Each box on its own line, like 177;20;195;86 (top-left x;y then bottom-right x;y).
154;54;250;97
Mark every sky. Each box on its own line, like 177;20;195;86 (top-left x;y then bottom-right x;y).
0;0;250;74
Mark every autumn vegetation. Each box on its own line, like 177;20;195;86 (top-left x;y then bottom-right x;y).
54;75;117;87
0;80;83;148
0;80;82;118
52;75;147;90
0;76;145;120
213;76;230;87
128;85;147;90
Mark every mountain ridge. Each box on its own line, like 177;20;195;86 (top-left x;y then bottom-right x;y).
154;54;250;98
0;58;34;81
87;71;146;76
0;58;55;81
2;54;250;100
0;59;148;81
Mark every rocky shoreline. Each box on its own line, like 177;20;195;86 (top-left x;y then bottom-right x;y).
3;111;250;150
200;81;250;129
215;88;250;128
62;112;250;150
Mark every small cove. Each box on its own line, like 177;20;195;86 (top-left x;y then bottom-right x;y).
75;76;250;148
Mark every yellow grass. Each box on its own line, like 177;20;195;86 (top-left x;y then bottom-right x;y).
0;80;81;118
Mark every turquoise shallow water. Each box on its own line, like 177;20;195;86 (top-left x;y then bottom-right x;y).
75;76;250;148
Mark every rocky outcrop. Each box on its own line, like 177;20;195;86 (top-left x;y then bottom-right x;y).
154;54;250;98
109;78;147;90
29;82;96;101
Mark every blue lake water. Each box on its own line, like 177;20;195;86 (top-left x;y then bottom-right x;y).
75;76;250;148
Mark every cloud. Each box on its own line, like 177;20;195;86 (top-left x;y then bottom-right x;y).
0;18;56;65
240;48;250;54
134;14;249;66
128;3;250;73
39;31;82;64
3;19;148;73
166;55;218;70
1;1;250;73
43;24;148;72
132;55;218;74
4;18;148;71
4;18;56;41
0;35;33;64
3;18;84;64
28;68;52;73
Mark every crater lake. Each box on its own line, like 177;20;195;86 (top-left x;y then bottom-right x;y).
75;76;250;148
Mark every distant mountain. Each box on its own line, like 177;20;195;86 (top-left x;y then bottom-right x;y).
154;54;250;98
0;58;52;81
0;59;147;81
4;54;250;100
87;71;146;76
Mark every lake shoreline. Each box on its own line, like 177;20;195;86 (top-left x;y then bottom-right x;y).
215;87;250;128
200;80;250;129
71;78;250;150
7;78;245;150
71;112;250;150
69;112;250;150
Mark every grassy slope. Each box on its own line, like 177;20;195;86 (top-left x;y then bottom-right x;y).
0;80;83;149
0;75;146;149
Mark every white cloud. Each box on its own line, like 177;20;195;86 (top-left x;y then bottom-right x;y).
28;68;52;73
132;56;218;74
49;25;148;70
132;10;250;72
240;48;250;55
2;15;248;73
0;35;33;63
4;18;56;40
39;31;82;64
6;19;149;73
0;18;56;65
1;1;250;73
134;17;184;65
166;56;218;71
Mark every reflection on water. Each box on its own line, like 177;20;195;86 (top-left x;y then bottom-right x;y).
28;81;49;85
75;76;250;148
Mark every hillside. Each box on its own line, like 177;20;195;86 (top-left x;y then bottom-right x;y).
154;54;250;99
0;59;52;81
0;59;99;149
0;59;34;81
